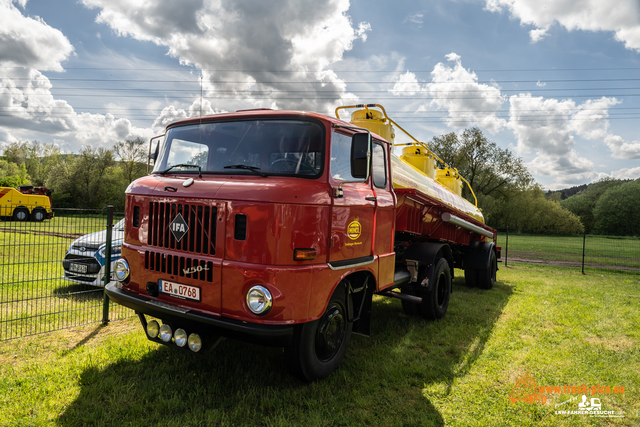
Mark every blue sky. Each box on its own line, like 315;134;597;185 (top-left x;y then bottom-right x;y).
1;0;639;189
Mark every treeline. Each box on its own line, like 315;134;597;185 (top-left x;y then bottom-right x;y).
557;178;640;236
1;138;148;211
428;128;583;235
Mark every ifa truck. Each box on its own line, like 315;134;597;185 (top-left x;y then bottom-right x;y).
106;104;499;381
0;185;54;221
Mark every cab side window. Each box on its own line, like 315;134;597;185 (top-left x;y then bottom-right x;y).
372;142;387;188
331;131;356;181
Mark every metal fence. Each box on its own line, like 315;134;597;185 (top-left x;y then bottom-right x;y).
498;229;640;273
0;206;133;341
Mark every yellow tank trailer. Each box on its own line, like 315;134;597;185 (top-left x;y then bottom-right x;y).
336;104;483;223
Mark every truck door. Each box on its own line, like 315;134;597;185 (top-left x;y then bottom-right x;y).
329;131;375;264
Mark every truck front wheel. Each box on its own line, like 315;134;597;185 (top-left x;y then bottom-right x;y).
285;284;353;381
419;258;451;320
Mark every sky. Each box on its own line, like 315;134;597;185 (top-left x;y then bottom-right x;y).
1;0;639;190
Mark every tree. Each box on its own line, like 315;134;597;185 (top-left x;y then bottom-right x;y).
560;178;626;233
0;160;29;187
593;179;640;236
2;140;61;186
113;137;148;184
491;186;583;234
429;127;533;201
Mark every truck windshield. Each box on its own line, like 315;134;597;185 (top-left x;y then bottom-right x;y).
152;119;324;178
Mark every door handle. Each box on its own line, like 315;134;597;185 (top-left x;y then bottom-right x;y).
365;196;377;201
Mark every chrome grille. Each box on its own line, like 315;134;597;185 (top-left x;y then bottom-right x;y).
148;202;216;255
145;251;214;282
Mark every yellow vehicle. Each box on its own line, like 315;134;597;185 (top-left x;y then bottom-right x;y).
0;185;54;221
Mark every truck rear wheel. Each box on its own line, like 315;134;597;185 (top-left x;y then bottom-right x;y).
419;258;451;320
464;268;478;287
12;208;29;222
285;284;353;381
477;250;497;290
31;208;45;222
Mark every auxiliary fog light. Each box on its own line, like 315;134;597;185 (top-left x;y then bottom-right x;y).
113;258;130;282
159;324;173;342
146;320;160;338
188;333;202;352
174;328;188;347
246;285;273;315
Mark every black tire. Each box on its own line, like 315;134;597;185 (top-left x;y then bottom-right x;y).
285;284;353;381
419;258;451;320
477;250;497;290
31;209;45;222
12;208;29;222
464;268;478;287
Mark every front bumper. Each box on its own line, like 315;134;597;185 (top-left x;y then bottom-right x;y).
105;282;294;347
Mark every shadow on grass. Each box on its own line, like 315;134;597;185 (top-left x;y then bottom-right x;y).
58;277;511;426
52;282;104;302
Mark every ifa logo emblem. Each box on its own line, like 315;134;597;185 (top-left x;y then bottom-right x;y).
169;213;189;242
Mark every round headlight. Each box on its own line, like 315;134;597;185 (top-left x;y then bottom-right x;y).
114;258;130;282
188;333;202;352
174;328;187;347
246;285;272;315
159;324;172;342
146;320;160;338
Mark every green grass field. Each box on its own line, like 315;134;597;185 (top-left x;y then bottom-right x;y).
498;233;640;269
0;213;128;340
1;264;638;426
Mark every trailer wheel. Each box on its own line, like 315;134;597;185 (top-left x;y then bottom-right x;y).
464;268;478;287
419;258;451;320
12;208;29;222
285;284;353;381
30;208;45;222
477;250;497;290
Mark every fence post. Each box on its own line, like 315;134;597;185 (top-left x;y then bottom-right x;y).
102;206;114;324
582;231;586;275
505;227;509;267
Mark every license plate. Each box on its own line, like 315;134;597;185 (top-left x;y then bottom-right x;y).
69;263;88;273
159;280;201;302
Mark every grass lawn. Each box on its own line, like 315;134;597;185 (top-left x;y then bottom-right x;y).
498;233;640;269
0;264;639;426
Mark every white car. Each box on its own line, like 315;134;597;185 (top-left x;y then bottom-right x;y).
62;219;124;286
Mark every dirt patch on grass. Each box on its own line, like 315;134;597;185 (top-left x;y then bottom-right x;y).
0;227;82;239
584;336;634;351
503;257;640;272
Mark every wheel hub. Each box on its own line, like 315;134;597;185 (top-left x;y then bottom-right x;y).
315;303;345;361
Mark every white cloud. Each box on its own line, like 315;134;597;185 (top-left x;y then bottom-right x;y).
80;0;371;113
603;135;640;159
0;0;74;71
485;0;640;52
389;53;506;133
404;12;424;27
0;68;151;151
610;166;640;180
427;54;506;133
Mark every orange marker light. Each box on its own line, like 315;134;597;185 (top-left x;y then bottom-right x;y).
294;248;317;261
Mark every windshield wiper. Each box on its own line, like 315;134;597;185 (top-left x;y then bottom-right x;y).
223;164;267;177
159;164;202;178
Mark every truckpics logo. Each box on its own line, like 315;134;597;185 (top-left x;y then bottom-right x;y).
347;220;361;240
169;213;189;242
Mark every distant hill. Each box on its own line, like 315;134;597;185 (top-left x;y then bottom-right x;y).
547;179;633;200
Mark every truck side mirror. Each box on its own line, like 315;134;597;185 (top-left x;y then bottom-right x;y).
351;132;370;179
148;135;164;174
